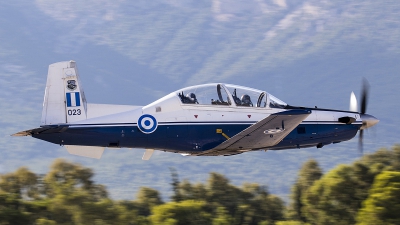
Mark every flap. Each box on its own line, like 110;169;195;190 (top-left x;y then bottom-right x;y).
197;109;311;156
65;145;105;159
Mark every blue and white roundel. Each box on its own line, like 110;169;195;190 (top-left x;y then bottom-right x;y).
138;114;158;134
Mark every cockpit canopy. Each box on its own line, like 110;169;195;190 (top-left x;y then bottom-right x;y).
176;83;286;108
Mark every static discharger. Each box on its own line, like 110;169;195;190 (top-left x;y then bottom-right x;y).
216;129;230;140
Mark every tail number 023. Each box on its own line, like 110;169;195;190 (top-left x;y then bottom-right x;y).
67;109;81;116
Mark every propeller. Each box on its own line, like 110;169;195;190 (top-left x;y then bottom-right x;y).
358;129;364;154
358;79;369;155
350;79;378;155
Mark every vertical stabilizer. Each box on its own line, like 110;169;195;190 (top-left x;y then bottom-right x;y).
41;61;87;125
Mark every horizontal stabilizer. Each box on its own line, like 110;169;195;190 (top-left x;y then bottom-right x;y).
12;128;40;136
142;149;154;160
65;145;105;159
12;126;69;136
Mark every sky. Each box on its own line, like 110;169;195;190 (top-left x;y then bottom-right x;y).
1;0;399;200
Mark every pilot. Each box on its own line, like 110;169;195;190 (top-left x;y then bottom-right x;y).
241;94;253;107
186;93;198;104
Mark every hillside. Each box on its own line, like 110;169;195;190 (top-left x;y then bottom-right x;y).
0;1;399;200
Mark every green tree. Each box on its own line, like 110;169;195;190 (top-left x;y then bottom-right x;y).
174;180;207;203
356;171;400;225
240;183;284;224
135;187;164;216
150;200;212;225
170;167;182;202
0;191;30;225
115;202;151;225
0;167;41;224
35;218;57;225
44;159;107;200
0;167;39;199
302;164;359;225
41;159;122;225
298;145;400;225
212;207;233;225
169;172;284;225
357;145;400;174
205;173;242;215
275;221;309;225
288;159;322;222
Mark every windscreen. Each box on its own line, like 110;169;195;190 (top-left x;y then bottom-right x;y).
269;94;287;108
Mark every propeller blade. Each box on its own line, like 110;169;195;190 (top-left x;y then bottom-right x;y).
350;91;358;112
358;129;364;155
360;78;369;114
358;78;370;156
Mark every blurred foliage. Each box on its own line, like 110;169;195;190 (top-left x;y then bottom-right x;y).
0;145;400;224
356;171;400;225
286;159;322;223
288;145;400;225
150;200;211;225
170;172;285;225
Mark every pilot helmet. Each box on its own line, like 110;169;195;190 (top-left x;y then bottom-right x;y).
187;93;197;101
241;94;251;104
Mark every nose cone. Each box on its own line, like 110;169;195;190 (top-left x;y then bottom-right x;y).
360;114;379;130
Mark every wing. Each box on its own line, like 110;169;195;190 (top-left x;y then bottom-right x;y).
196;109;311;156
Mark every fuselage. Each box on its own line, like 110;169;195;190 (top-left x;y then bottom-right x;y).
33;87;363;155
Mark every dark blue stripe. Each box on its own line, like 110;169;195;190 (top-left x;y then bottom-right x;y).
66;93;71;107
69;123;137;126
68;121;256;127
75;92;80;106
159;121;256;124
67;121;356;127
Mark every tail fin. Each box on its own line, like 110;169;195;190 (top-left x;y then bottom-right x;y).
41;61;87;125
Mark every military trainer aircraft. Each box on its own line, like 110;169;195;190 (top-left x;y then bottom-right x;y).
13;61;379;160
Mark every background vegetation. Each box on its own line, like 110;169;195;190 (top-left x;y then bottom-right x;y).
1;145;399;225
